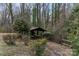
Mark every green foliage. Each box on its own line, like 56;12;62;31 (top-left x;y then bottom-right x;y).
34;39;47;56
3;34;17;45
29;39;47;56
73;5;79;13
72;35;79;56
66;5;79;55
13;19;30;34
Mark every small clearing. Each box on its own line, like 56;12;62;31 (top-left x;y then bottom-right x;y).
0;33;72;56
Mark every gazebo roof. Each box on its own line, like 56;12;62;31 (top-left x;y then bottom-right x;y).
30;27;46;31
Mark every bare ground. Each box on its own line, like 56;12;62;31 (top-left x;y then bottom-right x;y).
45;42;72;56
0;33;72;56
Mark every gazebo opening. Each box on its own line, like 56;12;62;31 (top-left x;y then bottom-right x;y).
30;27;46;38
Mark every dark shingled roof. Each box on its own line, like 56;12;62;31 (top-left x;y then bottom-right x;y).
30;27;46;31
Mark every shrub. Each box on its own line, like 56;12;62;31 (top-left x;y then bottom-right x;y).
16;34;22;39
71;36;79;56
0;27;6;33
13;19;30;34
3;34;17;45
43;32;54;40
33;39;47;56
65;5;79;55
43;31;63;44
22;35;30;45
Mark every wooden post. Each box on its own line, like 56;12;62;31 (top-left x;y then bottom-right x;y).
37;30;38;35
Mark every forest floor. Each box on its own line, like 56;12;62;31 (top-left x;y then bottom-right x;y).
0;33;72;56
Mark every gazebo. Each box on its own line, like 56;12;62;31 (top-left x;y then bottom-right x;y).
30;27;46;38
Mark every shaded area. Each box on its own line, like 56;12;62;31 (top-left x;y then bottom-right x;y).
30;27;46;38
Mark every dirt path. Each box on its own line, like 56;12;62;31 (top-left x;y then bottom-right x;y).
46;42;72;56
0;33;72;56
